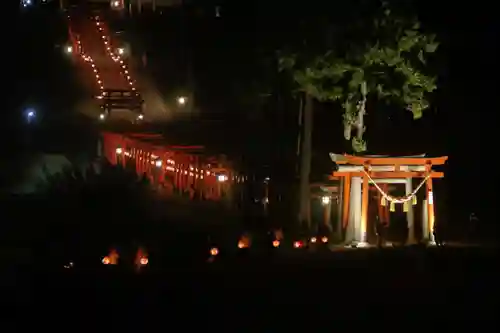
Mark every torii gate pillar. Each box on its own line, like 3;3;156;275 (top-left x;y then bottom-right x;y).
406;178;415;244
346;177;362;243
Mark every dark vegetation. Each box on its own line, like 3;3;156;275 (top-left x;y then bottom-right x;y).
3;1;494;322
117;0;489;231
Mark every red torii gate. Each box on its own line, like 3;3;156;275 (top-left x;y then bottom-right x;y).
100;131;240;201
330;153;448;246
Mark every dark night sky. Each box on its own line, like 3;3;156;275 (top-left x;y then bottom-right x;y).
9;1;488;224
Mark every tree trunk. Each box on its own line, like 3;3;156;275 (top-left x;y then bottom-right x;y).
298;93;313;229
356;100;365;141
353;94;367;153
296;95;303;173
336;177;344;242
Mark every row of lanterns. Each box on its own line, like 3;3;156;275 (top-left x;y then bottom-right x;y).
67;15;106;94
94;17;136;92
96;235;330;266
67;14;138;110
102;248;148;267
63;235;331;269
116;147;247;183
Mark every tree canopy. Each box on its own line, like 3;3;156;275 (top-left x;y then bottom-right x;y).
279;2;439;152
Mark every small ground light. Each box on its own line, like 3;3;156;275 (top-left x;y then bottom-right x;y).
321;236;328;243
102;256;110;264
310;237;317;243
210;247;218;256
272;240;280;247
293;241;303;248
140;257;148;265
66;46;73;53
322;196;330;205
238;238;250;249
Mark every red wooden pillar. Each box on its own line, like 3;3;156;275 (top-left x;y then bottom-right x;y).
122;146;126;168
141;151;145;175
147;153;153;183
178;164;183;191
361;165;370;243
137;151;141;175
183;168;189;192
158;154;165;185
381;183;390;224
342;175;351;229
135;151;140;175
178;166;183;191
112;148;118;165
426;163;435;242
174;165;179;190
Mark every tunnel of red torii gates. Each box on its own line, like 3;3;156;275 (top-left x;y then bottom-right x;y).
100;132;245;201
326;153;447;246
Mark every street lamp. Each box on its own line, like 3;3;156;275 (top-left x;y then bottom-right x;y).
177;96;186;105
24;108;36;124
65;45;73;54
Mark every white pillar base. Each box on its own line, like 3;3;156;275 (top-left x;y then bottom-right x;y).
355;241;370;248
346;177;362;244
422;199;429;242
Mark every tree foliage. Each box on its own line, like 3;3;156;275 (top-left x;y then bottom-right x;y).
279;2;439;152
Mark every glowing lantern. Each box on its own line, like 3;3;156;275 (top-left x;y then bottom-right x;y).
293;241;303;248
135;248;148;267
310;237;317;243
210;247;218;256
237;234;250;249
103;249;119;265
272;240;280;247
321;236;328;243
